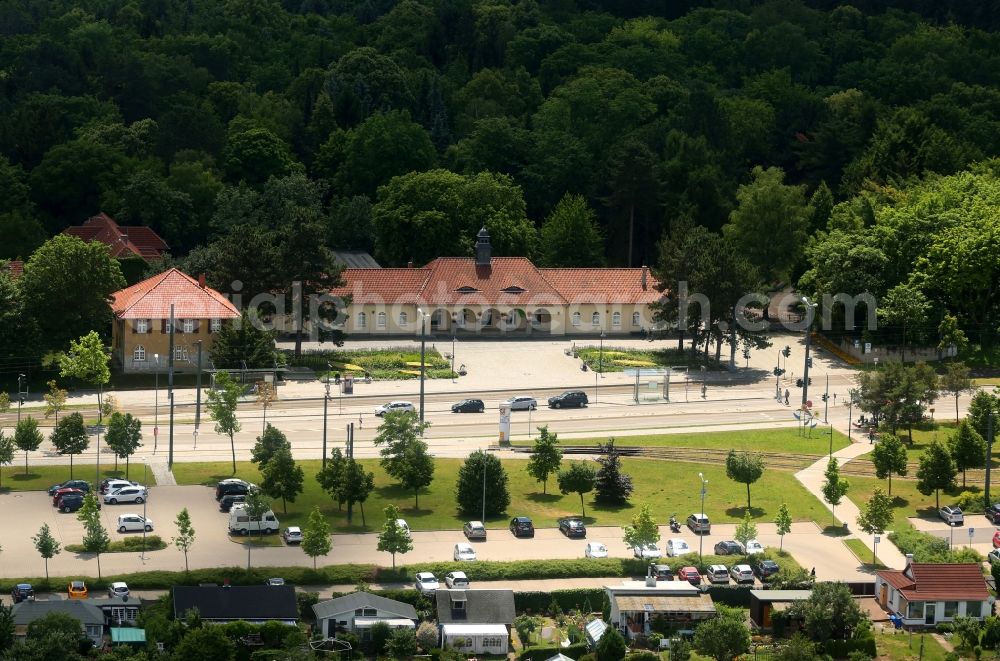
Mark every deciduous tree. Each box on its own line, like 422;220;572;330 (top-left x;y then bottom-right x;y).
775;503;792;551
734;511;758;549
301;506;332;570
251;424;290;468
209;311;278;370
726;450;765;512
104;412;142;477
13;418;42;475
50;413;89;479
949;420;987;488
77;493;109;578
172;508;195;573
595;625;627;660
870;434;908;496
377;504;413;568
940;362;973;423
821;458;849;525
967;390;1000;441
0;432;13;488
557;461;596;517
526;425;562;494
456;450;509;518
693;605;751;661
537;194;605;268
42;380;68;424
622;503;659;551
916;439;957;509
206;371;243;474
857;488;894;565
32;523;60;582
788;581;863;642
260;446;304;513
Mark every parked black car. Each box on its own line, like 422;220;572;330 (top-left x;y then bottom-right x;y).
754;559;781;580
451;399;485;413
713;540;744;556
509;516;535;538
216;479;253;501
547;390;588;409
10;584;34;603
987;504;1000;524
219;494;247;512
47;480;91;496
58;494;100;513
558;518;587;538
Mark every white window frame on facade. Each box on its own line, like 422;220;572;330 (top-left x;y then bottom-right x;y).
632;311;641;327
377;312;387;329
455;313;465;327
135;319;148;334
133;345;146;362
398;312;408;327
592;311;601;326
183;318;194;333
210;318;222;333
164;320;172;334
506;311;517;325
174;347;188;362
571;312;581;327
356;311;367;329
612;311;621;328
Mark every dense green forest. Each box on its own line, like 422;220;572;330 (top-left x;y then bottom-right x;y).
2;0;1000;359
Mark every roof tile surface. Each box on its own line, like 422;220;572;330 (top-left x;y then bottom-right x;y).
877;563;988;601
111;268;241;319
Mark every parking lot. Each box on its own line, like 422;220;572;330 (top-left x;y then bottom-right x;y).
0;484;872;584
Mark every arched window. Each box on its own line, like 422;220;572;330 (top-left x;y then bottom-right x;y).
632;311;641;327
398;312;408;327
133;345;146;362
612;312;622;328
377;312;387;329
571;312;581;327
356;312;367;329
592;311;600;326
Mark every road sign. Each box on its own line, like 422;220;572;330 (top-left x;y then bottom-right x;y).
969;527;975;537
874;536;880;544
806;400;813;408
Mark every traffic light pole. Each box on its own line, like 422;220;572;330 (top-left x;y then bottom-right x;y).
823;374;829;423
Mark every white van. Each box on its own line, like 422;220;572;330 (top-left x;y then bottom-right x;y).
707;565;730;584
396;519;411;538
228;504;279;535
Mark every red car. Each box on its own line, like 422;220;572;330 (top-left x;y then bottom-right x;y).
992;530;1000;548
677;566;701;585
53;488;85;506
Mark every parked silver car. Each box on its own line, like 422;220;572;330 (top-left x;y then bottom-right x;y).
503;396;537;411
104;486;147;505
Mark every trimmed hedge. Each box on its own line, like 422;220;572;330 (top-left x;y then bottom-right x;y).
66;535;167;553
519;643;588;661
705;585;753;607
821;635;877;658
515;589;604;614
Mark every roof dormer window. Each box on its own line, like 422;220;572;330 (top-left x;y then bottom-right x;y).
501;286;525;294
455;286;480;293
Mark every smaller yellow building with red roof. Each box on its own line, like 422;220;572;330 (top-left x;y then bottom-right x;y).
109;268;240;372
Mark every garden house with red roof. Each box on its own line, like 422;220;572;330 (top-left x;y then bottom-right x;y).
875;555;992;626
329;228;661;336
110;269;240;372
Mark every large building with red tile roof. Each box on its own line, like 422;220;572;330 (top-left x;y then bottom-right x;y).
2;260;23;279
63;212;169;261
330;229;661;336
110;268;240;372
875;556;991;626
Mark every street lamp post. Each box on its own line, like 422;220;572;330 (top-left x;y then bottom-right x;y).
140;461;149;560
599;331;606;378
451;328;457;384
194;341;203;446
153;355;160;453
698;473;708;562
16;373;25;424
986;413;995;510
322;376;331;469
417;308;429;426
481;449;487;524
801;297;818;407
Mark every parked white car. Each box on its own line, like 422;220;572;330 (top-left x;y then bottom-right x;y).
107;582;129;598
282;527;303;544
415;572;440;594
116;514;153;533
730;564;755;584
374;401;415;416
585;542;608;558
666;538;691;557
744;539;765;555
104;486;147;505
395;519;411;539
632;543;661;559
445;571;470;588
453;543;477;561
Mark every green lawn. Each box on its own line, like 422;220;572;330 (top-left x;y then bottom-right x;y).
286;347;456;380
854;422;970;464
575;345;721;372
843;538;886;569
172;457;832;533
849;475;969;520
875;630;951;660
513;427;851;456
0;463;156;491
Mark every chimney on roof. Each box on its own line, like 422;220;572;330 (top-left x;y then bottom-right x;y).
475;227;492;268
407;260;413;269
223;578;230;588
905;553;913;568
641;266;648;290
198;273;206;288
